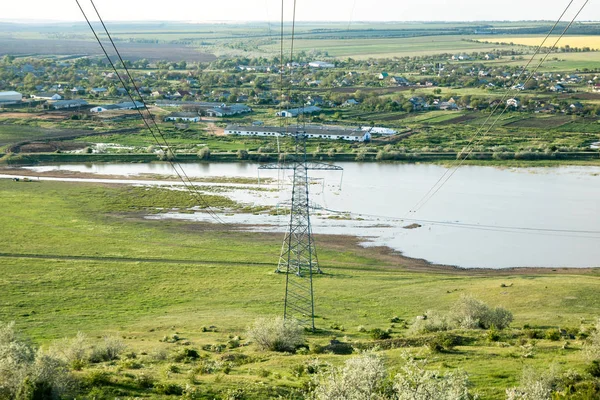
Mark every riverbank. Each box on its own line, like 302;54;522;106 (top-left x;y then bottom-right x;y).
2;150;600;166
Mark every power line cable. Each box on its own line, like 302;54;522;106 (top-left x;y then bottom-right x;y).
347;0;357;31
75;0;225;224
411;0;590;214
86;0;224;223
408;0;579;214
320;207;600;238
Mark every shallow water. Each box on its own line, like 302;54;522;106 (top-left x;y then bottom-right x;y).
21;162;600;269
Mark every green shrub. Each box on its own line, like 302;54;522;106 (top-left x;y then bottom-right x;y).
167;364;180;373
154;382;183;395
49;331;89;370
451;295;513;330
524;329;543;339
427;333;461;353
246;317;304;353
89;336;126;362
410;311;451;334
370;328;391;340
290;364;305;377
586;360;600;378
236;149;249;160
312;352;388;399
135;373;155;389
0;322;74;399
487;327;501;342
120;359;143;370
545;329;561;341
310;343;326;354
173;348;200;362
197;147;211;160
86;370;112;386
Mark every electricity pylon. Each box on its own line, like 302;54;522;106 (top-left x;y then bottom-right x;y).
259;132;342;330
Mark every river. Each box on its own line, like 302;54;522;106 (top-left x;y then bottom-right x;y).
16;162;600;269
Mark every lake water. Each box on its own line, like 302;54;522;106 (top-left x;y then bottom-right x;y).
19;162;600;269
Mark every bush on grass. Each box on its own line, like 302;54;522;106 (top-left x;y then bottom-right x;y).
89;336;126;363
246;317;304;353
0;321;74;400
451;295;513;330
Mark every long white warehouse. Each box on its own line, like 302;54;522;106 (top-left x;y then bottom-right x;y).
0;91;23;103
225;124;371;142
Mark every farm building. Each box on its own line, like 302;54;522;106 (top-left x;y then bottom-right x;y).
155;100;220;108
90;101;144;113
0;91;23;104
390;76;411;86
31;92;62;100
276;106;322;117
164;112;200;122
51;99;89;110
224;124;371;142
308;61;335;68
205;104;252;117
362;126;397;135
90;87;108;95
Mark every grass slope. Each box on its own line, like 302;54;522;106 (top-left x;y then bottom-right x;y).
1;179;599;398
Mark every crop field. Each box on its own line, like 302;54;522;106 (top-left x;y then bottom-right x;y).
504;115;573;129
483;35;600;50
259;35;522;58
0;37;216;62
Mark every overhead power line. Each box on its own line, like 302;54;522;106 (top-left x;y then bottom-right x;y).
408;0;588;215
320;207;600;238
75;0;225;224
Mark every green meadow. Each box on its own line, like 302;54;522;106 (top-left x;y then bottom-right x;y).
1;178;599;398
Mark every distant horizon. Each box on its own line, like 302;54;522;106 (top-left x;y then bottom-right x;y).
1;19;600;25
0;0;596;24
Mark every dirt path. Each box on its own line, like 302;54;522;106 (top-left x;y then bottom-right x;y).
202;119;225;136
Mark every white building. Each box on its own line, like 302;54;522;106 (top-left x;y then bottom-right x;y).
51;99;89;110
506;98;520;108
362;127;397;135
276;106;322;117
205;104;252;117
90;101;144;113
164;112;200;122
225;125;371;142
308;61;335;68
31;93;62;101
0;91;22;103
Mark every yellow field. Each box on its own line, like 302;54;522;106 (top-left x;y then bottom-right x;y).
478;35;600;50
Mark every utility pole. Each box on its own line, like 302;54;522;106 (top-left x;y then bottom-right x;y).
259;130;342;330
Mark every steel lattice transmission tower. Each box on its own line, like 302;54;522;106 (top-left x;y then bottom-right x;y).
259;132;342;330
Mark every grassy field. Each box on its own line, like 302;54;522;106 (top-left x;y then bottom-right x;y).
1;178;600;398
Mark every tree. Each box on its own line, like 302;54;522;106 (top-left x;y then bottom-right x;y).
236;149;249;160
197;147;211;160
